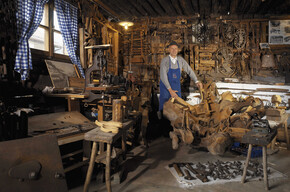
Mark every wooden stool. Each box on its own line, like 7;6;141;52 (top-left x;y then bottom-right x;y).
241;128;277;190
83;120;133;192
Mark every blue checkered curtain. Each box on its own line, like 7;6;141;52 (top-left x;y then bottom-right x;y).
55;0;85;78
15;0;48;80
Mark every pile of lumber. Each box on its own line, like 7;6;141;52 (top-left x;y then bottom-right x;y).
95;120;123;133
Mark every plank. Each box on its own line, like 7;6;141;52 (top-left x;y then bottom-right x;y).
191;0;199;14
229;0;239;16
247;0;262;14
92;0;121;18
171;0;183;15
148;0;167;16
99;0;131;17
179;0;194;16
157;0;177;16
140;0;158;16
129;0;148;16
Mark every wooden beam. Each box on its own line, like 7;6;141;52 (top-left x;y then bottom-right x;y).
93;17;121;33
199;0;211;16
270;0;290;14
171;0;183;15
100;0;132;18
211;0;219;15
92;0;121;18
229;0;239;16
258;0;275;14
148;0;167;16
139;0;158;16
247;0;262;14
117;0;143;17
184;0;195;15
113;32;119;75
157;0;177;16
130;0;148;16
108;0;138;17
191;0;200;14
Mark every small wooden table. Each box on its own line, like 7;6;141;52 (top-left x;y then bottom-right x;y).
241;128;277;190
83;120;134;192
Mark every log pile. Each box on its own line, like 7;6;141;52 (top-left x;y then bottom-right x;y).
163;80;269;155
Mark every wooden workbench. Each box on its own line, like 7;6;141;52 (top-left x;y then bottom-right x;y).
46;93;88;111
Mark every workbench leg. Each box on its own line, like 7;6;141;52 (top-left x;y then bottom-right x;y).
241;144;252;183
84;142;98;192
271;136;277;150
263;146;269;190
106;143;112;192
284;121;289;149
122;133;127;160
67;98;80;112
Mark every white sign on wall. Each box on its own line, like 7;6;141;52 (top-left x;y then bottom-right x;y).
269;20;290;44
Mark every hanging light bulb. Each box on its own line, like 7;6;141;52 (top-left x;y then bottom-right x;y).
119;21;134;30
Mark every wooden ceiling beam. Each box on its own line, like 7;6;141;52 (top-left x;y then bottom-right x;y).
148;0;167;16
218;0;230;15
199;0;211;16
92;0;122;18
185;0;195;15
229;0;239;16
129;0;148;16
171;0;184;15
211;0;220;15
179;0;193;16
105;0;134;17
270;0;290;14
241;0;252;15
139;0;158;17
116;0;143;17
191;0;200;14
247;0;262;14
98;0;130;18
157;0;178;16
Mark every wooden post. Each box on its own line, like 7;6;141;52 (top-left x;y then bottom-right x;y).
112;99;123;122
113;32;119;75
98;104;104;121
79;28;87;69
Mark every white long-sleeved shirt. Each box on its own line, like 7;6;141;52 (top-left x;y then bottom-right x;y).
160;55;198;89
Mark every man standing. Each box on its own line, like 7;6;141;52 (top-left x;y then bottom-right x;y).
159;41;202;112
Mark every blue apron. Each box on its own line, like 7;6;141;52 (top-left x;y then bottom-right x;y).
159;58;181;111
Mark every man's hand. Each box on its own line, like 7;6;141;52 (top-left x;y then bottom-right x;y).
168;88;178;98
196;81;203;90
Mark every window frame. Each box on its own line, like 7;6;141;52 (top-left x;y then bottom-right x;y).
30;1;70;61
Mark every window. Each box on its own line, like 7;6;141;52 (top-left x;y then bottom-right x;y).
29;4;49;51
29;2;68;56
